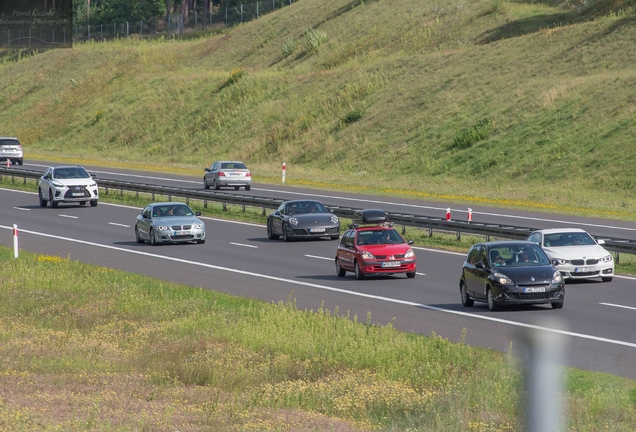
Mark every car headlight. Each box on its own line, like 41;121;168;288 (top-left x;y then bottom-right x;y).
289;217;298;226
493;272;513;285
88;183;97;188
331;215;339;224
553;258;570;265
404;248;415;259
552;271;563;284
155;226;169;231
51;181;64;188
361;251;375;260
193;224;204;229
599;255;613;263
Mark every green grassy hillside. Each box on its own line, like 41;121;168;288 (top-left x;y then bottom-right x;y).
2;0;636;218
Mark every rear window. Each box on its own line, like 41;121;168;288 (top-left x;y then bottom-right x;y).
221;162;247;169
0;139;20;147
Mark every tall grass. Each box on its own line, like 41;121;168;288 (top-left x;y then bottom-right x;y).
1;1;636;218
0;247;635;430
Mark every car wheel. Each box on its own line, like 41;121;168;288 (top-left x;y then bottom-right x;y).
204;179;209;190
460;282;474;307
38;189;47;207
336;258;346;277
406;272;416;279
90;200;98;207
17;159;23;166
282;223;291;242
267;220;279;240
487;287;498;311
354;261;365;280
79;201;86;206
49;189;58;208
551;300;564;309
245;185;251;191
601;276;613;282
213;179;220;190
149;228;158;246
196;239;206;244
135;227;144;244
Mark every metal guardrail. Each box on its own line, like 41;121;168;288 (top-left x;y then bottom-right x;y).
2;166;636;255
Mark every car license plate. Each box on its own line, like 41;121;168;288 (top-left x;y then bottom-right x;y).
72;193;83;197
574;267;595;273
523;287;546;293
381;261;401;268
174;231;190;235
310;228;325;233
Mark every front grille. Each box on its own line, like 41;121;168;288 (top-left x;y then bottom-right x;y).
519;292;551;300
171;225;192;230
571;259;584;265
586;258;599;265
63;186;89;198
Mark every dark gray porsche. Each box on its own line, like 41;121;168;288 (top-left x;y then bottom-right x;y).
459;241;565;311
267;200;340;242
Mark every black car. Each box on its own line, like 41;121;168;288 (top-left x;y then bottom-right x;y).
267;200;340;242
459;241;565;311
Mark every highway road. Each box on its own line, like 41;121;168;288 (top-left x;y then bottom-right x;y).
1;184;635;379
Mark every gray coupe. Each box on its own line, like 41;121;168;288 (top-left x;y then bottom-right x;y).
135;202;206;245
267;200;340;242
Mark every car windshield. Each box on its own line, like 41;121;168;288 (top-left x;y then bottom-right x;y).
53;167;90;179
220;162;247;170
543;232;596;247
153;205;194;217
356;229;404;245
0;140;20;147
286;201;328;215
488;245;550;267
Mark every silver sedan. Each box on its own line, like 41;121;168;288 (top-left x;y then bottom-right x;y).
135;202;206;245
204;161;252;191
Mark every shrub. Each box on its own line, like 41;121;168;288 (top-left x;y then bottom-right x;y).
341;107;366;126
218;67;246;91
301;27;327;54
282;36;297;58
452;118;494;149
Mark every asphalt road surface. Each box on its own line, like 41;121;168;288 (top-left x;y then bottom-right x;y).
1;185;635;379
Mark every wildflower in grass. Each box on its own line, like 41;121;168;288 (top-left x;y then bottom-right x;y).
281;36;297;58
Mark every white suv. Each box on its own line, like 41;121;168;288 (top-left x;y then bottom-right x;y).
0;137;23;165
38;165;99;208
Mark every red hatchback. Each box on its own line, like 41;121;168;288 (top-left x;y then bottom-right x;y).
335;209;416;279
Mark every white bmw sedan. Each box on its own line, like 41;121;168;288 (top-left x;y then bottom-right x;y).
526;228;614;282
38;165;99;208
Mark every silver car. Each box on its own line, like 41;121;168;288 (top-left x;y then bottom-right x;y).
204;160;252;191
38;165;99;208
135;202;206;245
0;137;23;166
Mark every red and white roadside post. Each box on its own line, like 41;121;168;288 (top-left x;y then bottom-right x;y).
282;162;286;183
5;159;11;168
467;208;473;223
445;208;451;222
13;224;18;258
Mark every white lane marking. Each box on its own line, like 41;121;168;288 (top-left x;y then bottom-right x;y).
13;207;30;211
615;274;636;281
59;214;78;219
413;246;465;256
305;255;333;260
109;222;131;228
19;168;636;233
2;224;635;351
230;242;258;248
600;303;636;311
416;272;426;276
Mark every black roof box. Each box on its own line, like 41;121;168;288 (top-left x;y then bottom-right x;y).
353;209;387;224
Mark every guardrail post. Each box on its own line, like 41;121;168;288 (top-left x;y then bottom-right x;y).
457;231;461;241
223;202;227;211
168;195;172;201
186;198;189;205
428;228;433;238
136;191;139;198
402;224;405;234
615;252;620;265
120;188;123;196
242;204;246;212
262;207;266;216
204;200;208;208
152;192;155;200
105;187;109;195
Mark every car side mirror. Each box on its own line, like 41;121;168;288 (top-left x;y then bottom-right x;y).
475;262;485;270
90;174;96;179
195;211;201;216
142;213;149;219
407;240;414;245
551;259;560;266
345;242;354;248
597;239;605;245
274;211;281;216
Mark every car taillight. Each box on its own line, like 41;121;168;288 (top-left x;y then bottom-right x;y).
246;172;251;177
18;145;22;149
218;172;226;176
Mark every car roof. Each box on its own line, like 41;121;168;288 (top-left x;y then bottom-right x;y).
214;160;246;164
531;228;588;235
0;137;19;140
148;202;191;206
50;165;85;169
354;225;394;232
474;240;540;249
283;199;323;204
